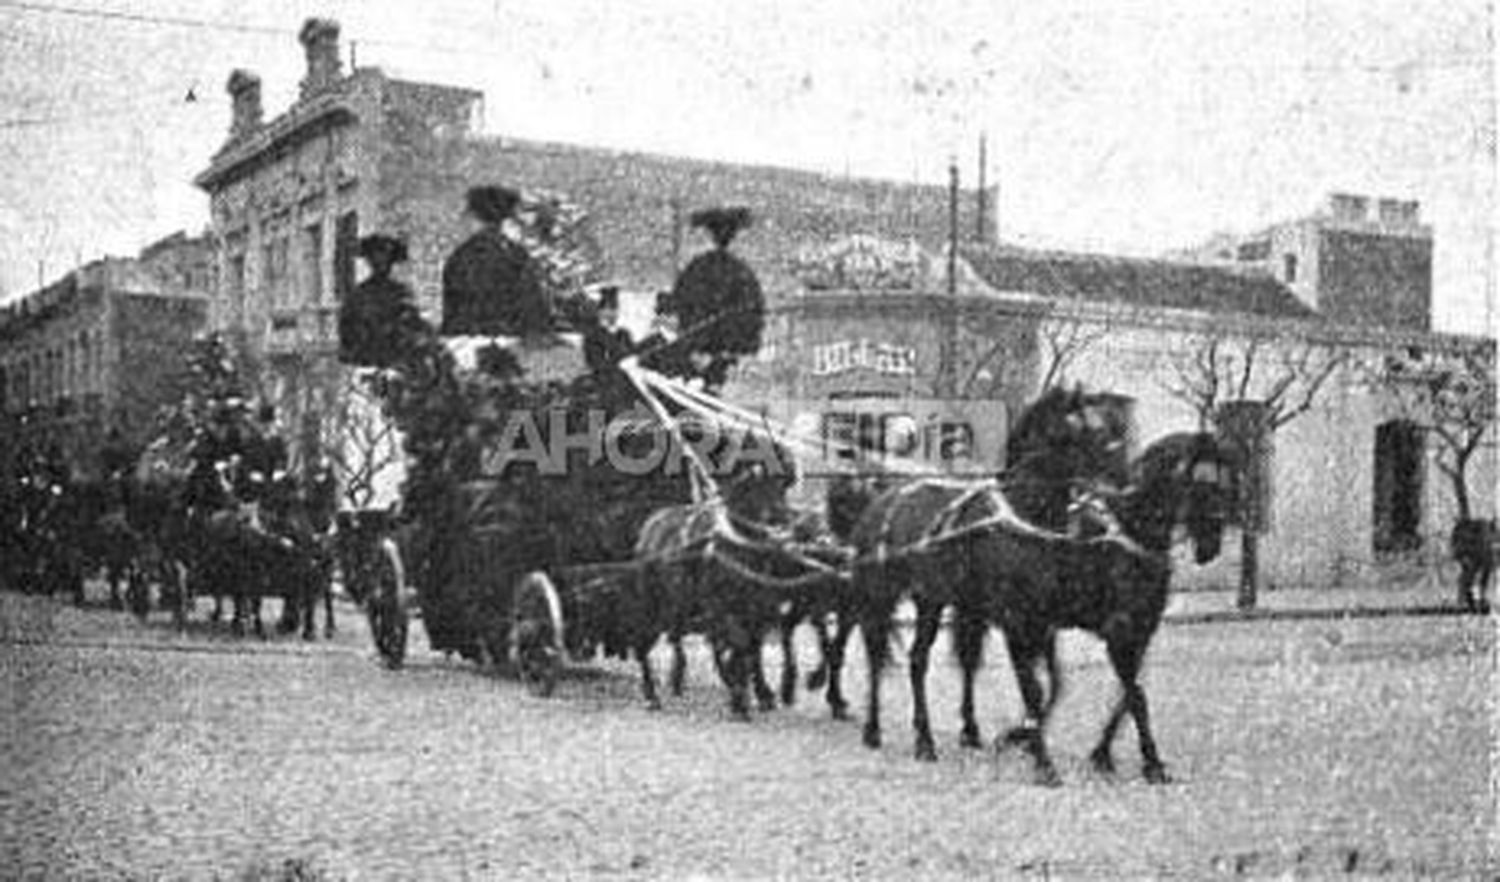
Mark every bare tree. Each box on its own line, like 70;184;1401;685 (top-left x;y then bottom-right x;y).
1165;328;1349;609
1371;341;1496;522
952;303;1119;400
322;370;404;510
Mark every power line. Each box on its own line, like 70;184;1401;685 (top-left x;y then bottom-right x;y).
0;0;293;37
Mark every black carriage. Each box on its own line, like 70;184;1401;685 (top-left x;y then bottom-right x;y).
332;362;744;683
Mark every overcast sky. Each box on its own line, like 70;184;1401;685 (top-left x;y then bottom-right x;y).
0;0;1493;333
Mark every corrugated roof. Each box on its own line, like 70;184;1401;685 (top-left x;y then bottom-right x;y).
960;245;1320;320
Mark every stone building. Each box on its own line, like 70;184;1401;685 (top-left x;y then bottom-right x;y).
1170;191;1433;332
0;232;211;477
192;18;994;471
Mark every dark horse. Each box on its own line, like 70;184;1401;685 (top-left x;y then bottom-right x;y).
820;386;1132;739
950;431;1234;785
630;446;810;717
1451;518;1496;613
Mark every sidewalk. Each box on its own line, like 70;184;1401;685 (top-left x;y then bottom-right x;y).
1164;582;1483;625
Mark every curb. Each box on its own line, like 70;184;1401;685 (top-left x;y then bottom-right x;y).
1165;604;1483;626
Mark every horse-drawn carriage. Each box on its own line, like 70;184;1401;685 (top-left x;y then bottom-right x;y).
330;354;839;712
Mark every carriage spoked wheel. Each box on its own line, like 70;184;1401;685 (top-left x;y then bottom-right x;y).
366;538;410;670
510;571;565;697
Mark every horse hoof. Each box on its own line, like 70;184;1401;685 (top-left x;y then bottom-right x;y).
1034;766;1063;788
960;726;983;750
997;727;1031;752
1143;764;1172;785
830;703;850;722
1090;750;1116;776
914;742;938;763
862;727;882;750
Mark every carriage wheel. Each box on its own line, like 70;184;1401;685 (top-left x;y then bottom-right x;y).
367;538;409;670
510;571;564;697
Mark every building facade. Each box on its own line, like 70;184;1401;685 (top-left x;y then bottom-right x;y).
0;233;211;478
192;18;995;472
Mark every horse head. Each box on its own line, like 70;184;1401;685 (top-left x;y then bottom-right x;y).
1132;432;1235;565
716;430;796;527
1003;386;1133;530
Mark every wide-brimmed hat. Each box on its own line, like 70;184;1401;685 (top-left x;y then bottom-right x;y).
597;285;620;311
357;234;408;263
689;206;753;244
466;185;522;223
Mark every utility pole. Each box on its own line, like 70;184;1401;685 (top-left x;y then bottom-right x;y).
944;159;960;398
976;132;987;242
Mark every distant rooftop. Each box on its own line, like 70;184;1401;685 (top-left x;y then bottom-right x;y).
961;245;1320;321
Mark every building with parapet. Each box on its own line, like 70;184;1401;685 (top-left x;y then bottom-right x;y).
0;232;211;478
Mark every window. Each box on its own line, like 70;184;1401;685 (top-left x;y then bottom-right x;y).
229;254;247;323
303;222;324;304
263;230;290;309
335;212;358;301
1283;253;1298;283
1373;420;1423;553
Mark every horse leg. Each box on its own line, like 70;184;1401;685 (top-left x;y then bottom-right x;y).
908;597;944;762
323;567;336;637
670;630;690;697
635;633;664;711
859;596;894;750
953;604;987;749
778;603;801;707
1095;637;1170;784
1002;633;1061;787
751;627;778;712
1041;629;1064;721
821;612;854;721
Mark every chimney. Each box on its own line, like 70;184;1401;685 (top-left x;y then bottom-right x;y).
226;69;263;139
1378;197;1421;227
1328;192;1369;223
299;18;343;99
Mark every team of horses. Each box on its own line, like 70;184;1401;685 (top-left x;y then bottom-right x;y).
1;442;337;640
599;384;1238;785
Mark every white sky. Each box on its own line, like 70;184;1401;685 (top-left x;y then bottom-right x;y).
0;0;1494;334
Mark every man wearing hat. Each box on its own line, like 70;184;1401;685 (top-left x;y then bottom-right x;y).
664;206;765;389
581;286;635;374
339;234;429;369
441;185;552;340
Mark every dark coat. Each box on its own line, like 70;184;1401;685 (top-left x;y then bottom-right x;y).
340;275;430;368
667;248;765;356
441;230;551;337
583;324;635;373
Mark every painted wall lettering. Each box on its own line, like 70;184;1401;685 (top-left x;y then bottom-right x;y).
811;339;918;377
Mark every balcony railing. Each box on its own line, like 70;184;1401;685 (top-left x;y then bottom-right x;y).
266;305;341;356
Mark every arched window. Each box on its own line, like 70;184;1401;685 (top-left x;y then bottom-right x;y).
1373;419;1424;552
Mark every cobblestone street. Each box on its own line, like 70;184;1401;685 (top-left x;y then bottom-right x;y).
2;589;1495;879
